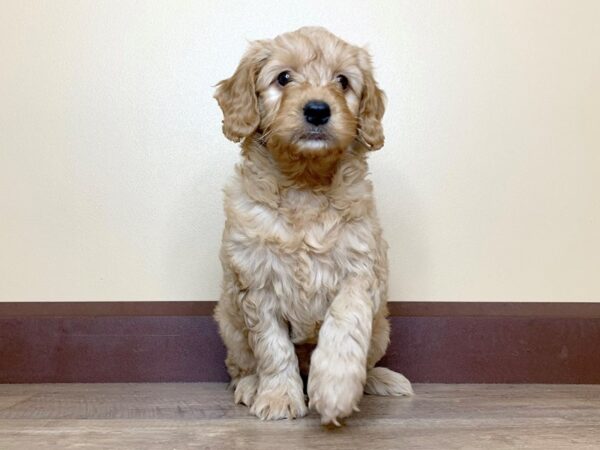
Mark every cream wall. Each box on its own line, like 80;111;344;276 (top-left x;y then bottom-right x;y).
1;1;599;302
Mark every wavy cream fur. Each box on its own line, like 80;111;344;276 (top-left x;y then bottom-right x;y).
214;27;412;426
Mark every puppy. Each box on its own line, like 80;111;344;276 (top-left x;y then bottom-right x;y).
213;27;412;425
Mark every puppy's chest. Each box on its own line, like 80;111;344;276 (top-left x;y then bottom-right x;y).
230;187;373;343
276;190;343;288
275;191;343;342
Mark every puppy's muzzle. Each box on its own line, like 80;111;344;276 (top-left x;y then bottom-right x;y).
303;101;331;126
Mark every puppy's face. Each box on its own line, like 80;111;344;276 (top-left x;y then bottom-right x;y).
215;27;386;156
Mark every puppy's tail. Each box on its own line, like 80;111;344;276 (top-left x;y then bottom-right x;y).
364;367;414;396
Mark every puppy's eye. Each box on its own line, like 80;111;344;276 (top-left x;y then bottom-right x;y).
277;71;292;86
336;74;349;90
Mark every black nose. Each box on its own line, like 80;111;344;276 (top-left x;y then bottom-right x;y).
303;101;331;126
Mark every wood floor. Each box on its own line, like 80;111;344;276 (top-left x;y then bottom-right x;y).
1;383;600;449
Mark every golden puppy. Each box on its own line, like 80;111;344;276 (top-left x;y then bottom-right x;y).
214;27;412;425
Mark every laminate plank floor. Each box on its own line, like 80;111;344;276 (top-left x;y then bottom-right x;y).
1;383;599;449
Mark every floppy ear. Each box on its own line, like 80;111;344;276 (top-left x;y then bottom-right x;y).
214;42;269;142
358;52;386;150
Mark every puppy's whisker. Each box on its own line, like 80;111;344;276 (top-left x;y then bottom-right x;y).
259;128;275;144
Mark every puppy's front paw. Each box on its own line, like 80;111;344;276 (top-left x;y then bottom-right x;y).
307;348;365;426
234;374;258;406
250;383;307;420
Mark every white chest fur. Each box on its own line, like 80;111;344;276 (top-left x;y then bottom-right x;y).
221;152;383;344
221;148;386;343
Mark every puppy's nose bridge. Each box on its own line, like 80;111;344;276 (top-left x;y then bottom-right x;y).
303;100;331;126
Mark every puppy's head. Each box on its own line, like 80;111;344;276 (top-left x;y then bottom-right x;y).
215;27;386;155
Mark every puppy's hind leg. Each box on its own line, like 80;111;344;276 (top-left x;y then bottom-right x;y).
364;308;413;397
214;297;258;407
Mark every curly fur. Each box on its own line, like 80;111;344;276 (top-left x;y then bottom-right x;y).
213;27;412;426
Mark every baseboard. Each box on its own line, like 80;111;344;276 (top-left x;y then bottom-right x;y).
1;301;599;384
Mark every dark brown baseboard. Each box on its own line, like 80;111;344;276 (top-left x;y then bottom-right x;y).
1;301;599;384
